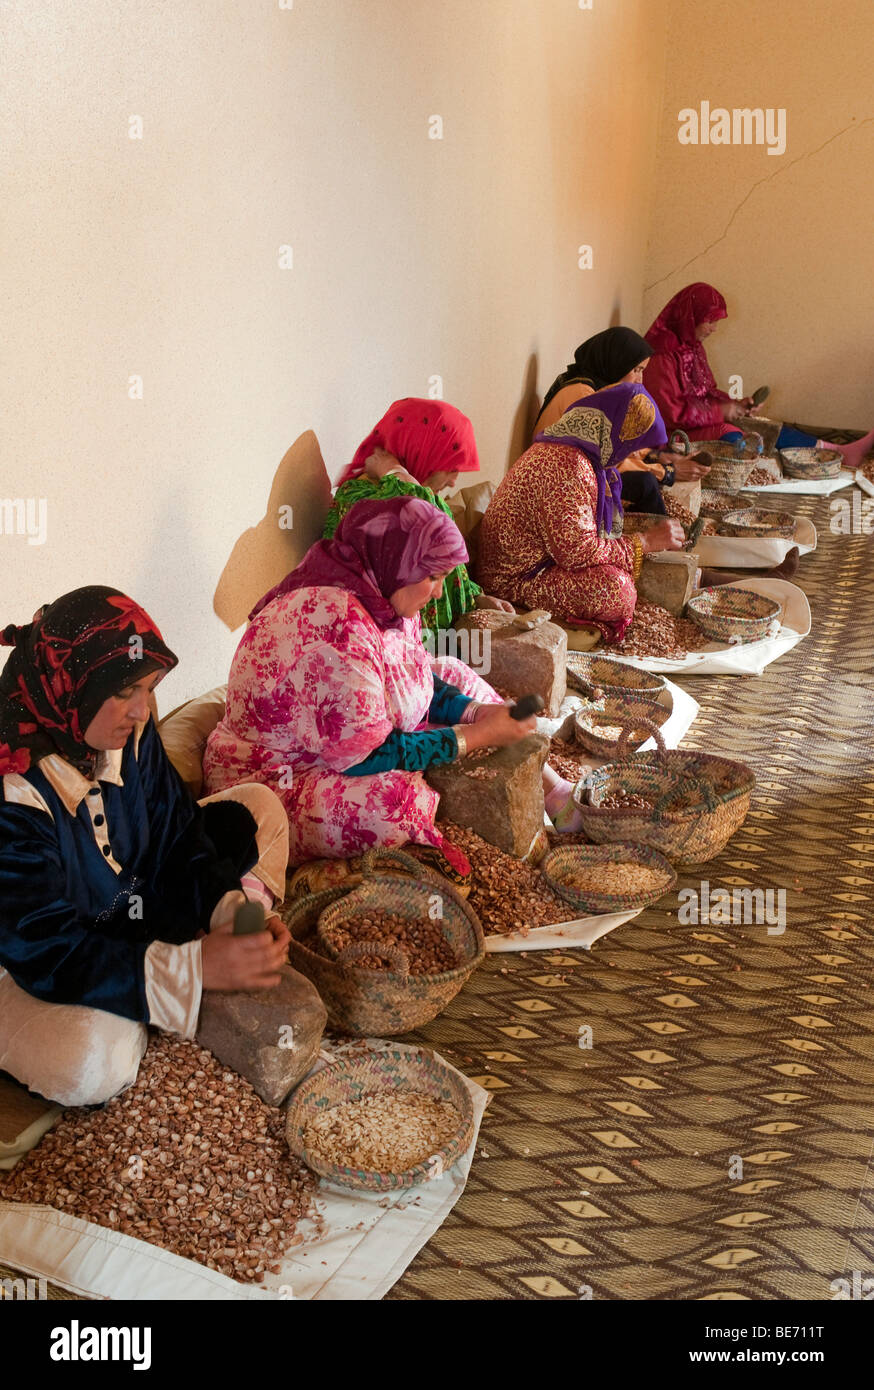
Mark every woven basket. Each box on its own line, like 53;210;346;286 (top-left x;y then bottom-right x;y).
687;586;783;644
699;489;756;521
281;854;485;1036
779;446;842;480
573;693;671;758
719;508;797;540
566;653;666;705
573;722;755;864
693;432;763;489
316;874;470;971
285;1045;475;1192
541;841;676;914
736;415;781;455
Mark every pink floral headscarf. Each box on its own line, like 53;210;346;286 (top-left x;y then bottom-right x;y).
249;496;470;631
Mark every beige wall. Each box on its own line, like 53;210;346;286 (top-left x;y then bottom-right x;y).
1;0;670;709
643;0;874;433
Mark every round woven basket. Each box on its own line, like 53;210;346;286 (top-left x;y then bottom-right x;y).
285;1045;475;1193
566;653;666;705
573;692;671;758
719;508;797;540
779;446;842;480
687;586;782;644
699;489;756;521
541;841;677;915
281;853;485;1036
693;432;763;489
573;722;755;863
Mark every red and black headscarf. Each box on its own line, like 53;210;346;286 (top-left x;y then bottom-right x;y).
0;586;178;777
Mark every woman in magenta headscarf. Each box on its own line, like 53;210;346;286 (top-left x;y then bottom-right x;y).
323;399;513;643
203;497;548;873
642;283;742;441
644;283;874;466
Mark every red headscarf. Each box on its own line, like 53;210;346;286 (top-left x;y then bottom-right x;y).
645;283;727;354
249;496;470;632
339;398;480;487
0;586;177;776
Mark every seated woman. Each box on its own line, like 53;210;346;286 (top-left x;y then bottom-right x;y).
534;327;712;515
0;586;302;1108
324;398;514;642
203;497;587;868
479;384;686;645
643;283;874;468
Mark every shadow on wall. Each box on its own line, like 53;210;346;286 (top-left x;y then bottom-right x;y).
505;352;540;470
213;431;333;632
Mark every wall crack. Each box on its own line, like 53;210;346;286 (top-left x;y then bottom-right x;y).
645;115;874;294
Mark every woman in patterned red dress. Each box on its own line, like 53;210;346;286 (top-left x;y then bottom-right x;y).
478;384;686;644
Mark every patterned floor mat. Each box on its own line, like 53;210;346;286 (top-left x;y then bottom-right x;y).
388;485;874;1300
3;486;871;1303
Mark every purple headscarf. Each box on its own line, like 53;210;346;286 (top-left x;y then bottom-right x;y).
534;382;667;536
248;495;470;631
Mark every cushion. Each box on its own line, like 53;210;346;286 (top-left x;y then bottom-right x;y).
157;686;227;796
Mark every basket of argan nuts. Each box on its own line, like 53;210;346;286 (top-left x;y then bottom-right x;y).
286;1045;475;1192
541;841;677;915
282;851;485;1036
573;721;755;864
573;694;671;758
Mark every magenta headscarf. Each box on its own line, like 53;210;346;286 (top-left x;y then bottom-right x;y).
339;399;480;487
645;283;727;354
248;496;470;631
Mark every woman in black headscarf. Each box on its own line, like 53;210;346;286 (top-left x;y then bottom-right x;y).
533;327;712;513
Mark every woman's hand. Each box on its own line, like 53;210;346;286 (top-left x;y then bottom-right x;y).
670;452;712;481
474;594;516;613
201;914;291;991
364;447;417;485
720;400;746;423
462;704;537;750
638;519;687;555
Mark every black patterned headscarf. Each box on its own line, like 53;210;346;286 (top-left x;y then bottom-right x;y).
0;586;177;777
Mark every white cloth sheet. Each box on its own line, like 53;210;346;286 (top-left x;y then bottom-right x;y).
696;517;816;568
0;1044;489;1301
742;474;853;497
605;578;810;677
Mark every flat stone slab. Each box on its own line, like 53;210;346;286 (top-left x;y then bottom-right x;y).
426;733;549;857
197;966;327;1108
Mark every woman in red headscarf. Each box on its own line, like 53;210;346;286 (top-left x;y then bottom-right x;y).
643;283;874;467
323;398;514;642
642;283;743;441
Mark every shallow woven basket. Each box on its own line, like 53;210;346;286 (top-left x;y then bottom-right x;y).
778;446;843;480
573;693;671;758
699;489;756;521
285;1045;475;1192
719;508;797;540
566;653;666;705
540;841;677;915
281;851;485;1036
573;722;755;863
686;586;782;644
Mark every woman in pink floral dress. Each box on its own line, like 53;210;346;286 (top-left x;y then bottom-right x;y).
202;498;564;870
